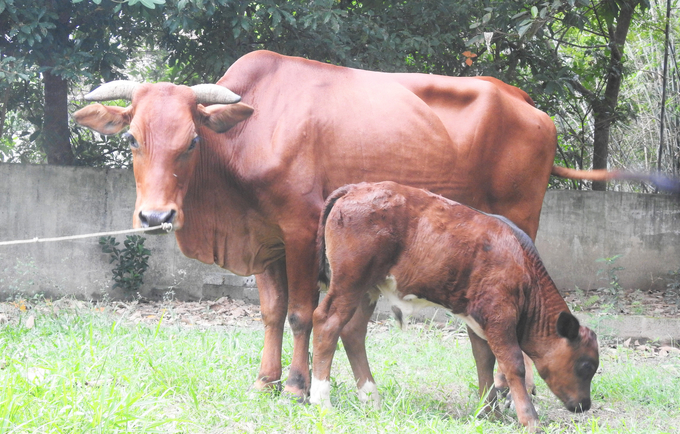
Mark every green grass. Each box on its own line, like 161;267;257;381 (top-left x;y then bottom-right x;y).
1;303;679;433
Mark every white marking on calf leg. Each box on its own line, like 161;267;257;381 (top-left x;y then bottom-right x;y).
357;380;381;409
309;376;332;408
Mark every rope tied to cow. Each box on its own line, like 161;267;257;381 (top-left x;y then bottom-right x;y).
0;223;173;247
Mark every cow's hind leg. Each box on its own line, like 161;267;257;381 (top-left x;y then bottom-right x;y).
340;290;380;408
254;257;288;392
310;284;368;408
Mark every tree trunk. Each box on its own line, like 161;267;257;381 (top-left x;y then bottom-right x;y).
591;1;637;191
0;85;9;141
42;70;75;165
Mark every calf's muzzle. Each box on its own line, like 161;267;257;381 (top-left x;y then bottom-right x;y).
566;397;591;413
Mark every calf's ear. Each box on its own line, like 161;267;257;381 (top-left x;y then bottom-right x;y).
72;104;131;135
556;311;580;341
199;102;254;133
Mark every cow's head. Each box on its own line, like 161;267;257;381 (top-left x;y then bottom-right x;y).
532;311;599;413
73;81;253;232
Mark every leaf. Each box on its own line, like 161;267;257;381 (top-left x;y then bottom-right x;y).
139;0;156;9
462;51;477;58
531;6;538;18
465;58;473;66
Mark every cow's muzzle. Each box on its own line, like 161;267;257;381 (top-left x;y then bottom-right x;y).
139;210;176;234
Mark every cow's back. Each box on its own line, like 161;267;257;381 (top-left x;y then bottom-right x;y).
216;51;557;240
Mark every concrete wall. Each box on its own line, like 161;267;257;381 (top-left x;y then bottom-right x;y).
1;163;679;301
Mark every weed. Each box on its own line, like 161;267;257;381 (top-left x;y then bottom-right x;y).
596;254;624;296
99;235;151;292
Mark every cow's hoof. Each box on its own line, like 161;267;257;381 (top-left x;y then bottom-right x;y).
281;386;308;404
253;379;282;394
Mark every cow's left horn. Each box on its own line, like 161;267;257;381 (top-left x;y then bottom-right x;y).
191;84;241;104
84;80;140;102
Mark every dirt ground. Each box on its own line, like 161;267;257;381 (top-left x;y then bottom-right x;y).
1;289;678;356
562;285;680;317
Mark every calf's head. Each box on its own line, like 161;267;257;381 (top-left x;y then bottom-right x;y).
72;81;253;232
532;311;599;412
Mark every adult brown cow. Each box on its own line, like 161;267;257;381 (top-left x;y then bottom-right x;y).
73;50;598;400
312;181;599;430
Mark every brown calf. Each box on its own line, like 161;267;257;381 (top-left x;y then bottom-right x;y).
310;182;599;429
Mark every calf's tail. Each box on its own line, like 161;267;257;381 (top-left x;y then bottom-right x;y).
317;185;354;286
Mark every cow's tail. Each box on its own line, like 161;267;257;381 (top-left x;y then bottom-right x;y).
317;185;354;287
551;165;680;194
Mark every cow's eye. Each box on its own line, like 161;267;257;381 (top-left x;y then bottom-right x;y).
188;136;200;151
122;132;139;149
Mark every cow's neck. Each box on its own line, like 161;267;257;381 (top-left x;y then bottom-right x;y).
174;132;285;276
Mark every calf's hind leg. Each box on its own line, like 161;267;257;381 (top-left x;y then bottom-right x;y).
310;284;368;408
340;291;380;408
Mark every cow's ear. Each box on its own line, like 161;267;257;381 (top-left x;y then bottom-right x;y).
200;102;254;133
556;311;580;341
72;104;131;135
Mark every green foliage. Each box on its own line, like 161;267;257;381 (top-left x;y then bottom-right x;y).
1;302;679;432
98;235;152;292
596;253;625;296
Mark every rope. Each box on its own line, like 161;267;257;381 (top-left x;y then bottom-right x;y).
0;223;173;247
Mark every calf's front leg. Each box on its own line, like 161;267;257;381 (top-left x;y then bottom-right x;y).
467;327;499;417
487;332;539;430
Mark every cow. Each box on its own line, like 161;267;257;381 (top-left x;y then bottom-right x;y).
311;181;600;430
73;50;610;401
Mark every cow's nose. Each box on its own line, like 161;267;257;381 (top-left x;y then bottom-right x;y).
139;210;176;230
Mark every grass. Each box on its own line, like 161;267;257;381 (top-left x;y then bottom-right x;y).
1;301;679;433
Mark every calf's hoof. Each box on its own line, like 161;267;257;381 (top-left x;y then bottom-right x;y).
357;381;381;410
309;377;333;409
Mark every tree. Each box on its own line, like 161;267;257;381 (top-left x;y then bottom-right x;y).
0;0;161;165
467;0;650;190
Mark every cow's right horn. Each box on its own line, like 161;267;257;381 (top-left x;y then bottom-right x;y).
191;84;242;105
84;80;140;102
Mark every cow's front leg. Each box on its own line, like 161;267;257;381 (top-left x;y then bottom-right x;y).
281;230;321;400
340;290;380;408
467;326;499;418
254;257;288;392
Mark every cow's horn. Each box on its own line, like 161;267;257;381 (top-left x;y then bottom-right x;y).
84;80;140;102
191;84;241;104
